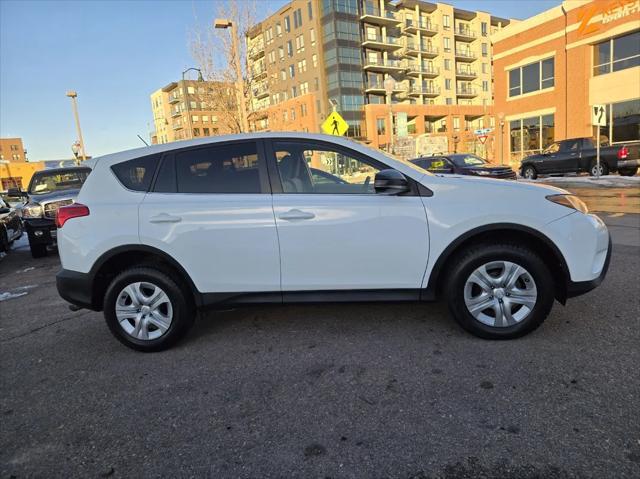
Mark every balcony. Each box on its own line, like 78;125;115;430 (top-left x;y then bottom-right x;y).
364;80;406;94
171;109;182;118
406;64;440;78
252;84;269;99
172;121;183;130
403;19;438;36
363;58;405;72
408;85;441;97
455;49;477;62
404;42;439;58
168;95;181;104
454;27;477;42
251;65;267;80
360;5;401;26
455;68;477;79
362;34;402;51
456;86;478;97
249;47;265;60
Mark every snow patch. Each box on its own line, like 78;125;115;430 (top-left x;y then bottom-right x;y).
523;175;640;188
0;291;28;302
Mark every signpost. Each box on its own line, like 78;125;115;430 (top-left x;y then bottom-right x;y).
321;111;349;136
592;104;606;179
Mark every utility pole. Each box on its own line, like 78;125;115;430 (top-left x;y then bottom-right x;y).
182;67;204;140
214;18;249;133
66;91;87;162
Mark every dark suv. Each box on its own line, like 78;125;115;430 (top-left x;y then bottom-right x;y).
410;154;517;179
9;166;90;257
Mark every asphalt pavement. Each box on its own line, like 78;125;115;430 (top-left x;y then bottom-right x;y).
1;210;639;478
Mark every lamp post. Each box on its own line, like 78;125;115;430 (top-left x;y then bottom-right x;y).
384;77;396;153
214;18;249;133
182;68;204;140
498;112;505;165
65;91;87;162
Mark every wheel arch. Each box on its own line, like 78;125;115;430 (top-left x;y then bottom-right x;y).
425;223;570;304
89;245;201;311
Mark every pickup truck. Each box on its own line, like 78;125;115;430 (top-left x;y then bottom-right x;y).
8;166;91;258
520;138;639;179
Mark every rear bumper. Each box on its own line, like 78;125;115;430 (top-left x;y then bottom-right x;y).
25;218;56;246
56;269;98;311
566;234;612;298
617;159;640;169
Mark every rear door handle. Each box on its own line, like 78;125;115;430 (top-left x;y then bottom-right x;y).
149;213;182;223
278;209;315;221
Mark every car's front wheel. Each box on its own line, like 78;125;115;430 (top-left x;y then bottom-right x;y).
589;162;609;176
521;165;537;180
104;267;195;352
445;243;555;339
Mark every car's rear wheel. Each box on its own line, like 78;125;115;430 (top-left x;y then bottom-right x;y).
589;162;609;176
618;167;638;177
445;243;555;339
0;227;9;253
522;165;537;180
104;267;195;352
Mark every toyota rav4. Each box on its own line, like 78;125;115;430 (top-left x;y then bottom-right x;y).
55;133;611;351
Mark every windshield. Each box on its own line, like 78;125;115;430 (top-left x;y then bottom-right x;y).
451;154;486;167
29;169;90;195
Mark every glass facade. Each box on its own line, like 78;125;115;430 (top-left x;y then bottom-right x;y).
509;114;555;161
593;30;640;76
600;99;640;144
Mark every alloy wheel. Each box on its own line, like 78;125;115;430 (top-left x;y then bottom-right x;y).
115;282;173;340
464;261;537;327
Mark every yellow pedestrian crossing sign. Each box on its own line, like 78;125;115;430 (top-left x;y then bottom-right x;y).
321;111;349;136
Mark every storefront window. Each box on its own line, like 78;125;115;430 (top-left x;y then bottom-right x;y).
509;114;555;162
606;99;640;143
541;114;555;149
593;30;640;76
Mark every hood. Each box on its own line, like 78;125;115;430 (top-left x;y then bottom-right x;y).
426;173;569;195
463;164;514;173
27;188;81;203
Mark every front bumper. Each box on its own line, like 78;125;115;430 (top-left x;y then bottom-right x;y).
25;218;56;246
566;233;612;298
56;269;97;311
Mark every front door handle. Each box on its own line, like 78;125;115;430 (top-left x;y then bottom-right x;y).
278;209;315;221
149;213;182;223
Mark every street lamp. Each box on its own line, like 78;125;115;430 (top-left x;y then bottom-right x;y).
214;18;249;133
66;90;87;162
182;67;204;140
498;111;505;165
384;77;396;153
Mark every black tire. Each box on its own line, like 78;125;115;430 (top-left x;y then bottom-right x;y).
444;243;555;340
522;165;537;180
618;167;638;177
29;241;47;258
0;227;9;253
103;267;195;352
589;162;609;176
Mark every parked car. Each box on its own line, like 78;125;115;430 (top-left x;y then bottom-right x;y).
8;166;91;258
56;133;610;351
0;196;23;253
520;138;640;179
410;154;517;179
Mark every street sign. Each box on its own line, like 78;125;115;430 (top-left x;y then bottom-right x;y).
477;135;488;144
321;111;349;136
473;128;493;135
592;104;606;126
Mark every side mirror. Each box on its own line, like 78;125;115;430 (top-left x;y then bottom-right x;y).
374;169;410;195
7;187;22;197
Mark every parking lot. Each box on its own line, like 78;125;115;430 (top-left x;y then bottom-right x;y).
1;206;639;478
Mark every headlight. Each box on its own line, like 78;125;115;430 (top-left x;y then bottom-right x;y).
474;170;491;176
546;194;588;214
22;202;43;218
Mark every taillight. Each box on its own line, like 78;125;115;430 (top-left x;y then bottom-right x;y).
56;203;90;228
617;146;629;159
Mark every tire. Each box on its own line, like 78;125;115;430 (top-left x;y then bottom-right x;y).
618;167;638;177
103;267;195;352
29;241;47;258
589;162;609;176
522;165;537;180
444;243;555;340
0;227;9;253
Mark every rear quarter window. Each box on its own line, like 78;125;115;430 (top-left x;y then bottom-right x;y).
111;154;162;191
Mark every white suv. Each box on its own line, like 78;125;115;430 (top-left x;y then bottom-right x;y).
56;133;611;351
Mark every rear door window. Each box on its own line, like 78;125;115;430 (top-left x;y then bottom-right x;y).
175;142;263;194
111;154;162;191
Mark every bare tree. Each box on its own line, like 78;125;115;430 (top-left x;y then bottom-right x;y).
190;0;258;134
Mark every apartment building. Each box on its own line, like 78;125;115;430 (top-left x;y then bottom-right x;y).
492;0;640;166
150;79;237;144
0;137;26;162
246;0;512;156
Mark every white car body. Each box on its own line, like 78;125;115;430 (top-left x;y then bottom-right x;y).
55;133;611;347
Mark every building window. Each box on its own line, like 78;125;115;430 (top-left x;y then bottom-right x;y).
279;46;284;60
482;80;488;92
312;53;318;68
193;128;200;137
376;118;386;135
600;99;640;143
443;15;450;30
301;103;308;116
287;40;293;57
481;22;488;36
203;128;210;136
510;114;555;159
482;62;488;74
276;22;282;37
293;9;302;28
280;69;286;80
289;65;295;78
443;37;451;52
300;81;309;94
453;117;460;131
509;57;554;97
444;59;451;71
284;16;290;32
594;30;640;76
445;78;451;90
481;43;488;57
295;35;305;53
308;1;313;19
446;97;453;105
310;28;316;46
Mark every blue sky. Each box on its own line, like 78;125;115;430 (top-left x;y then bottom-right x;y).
0;0;557;161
